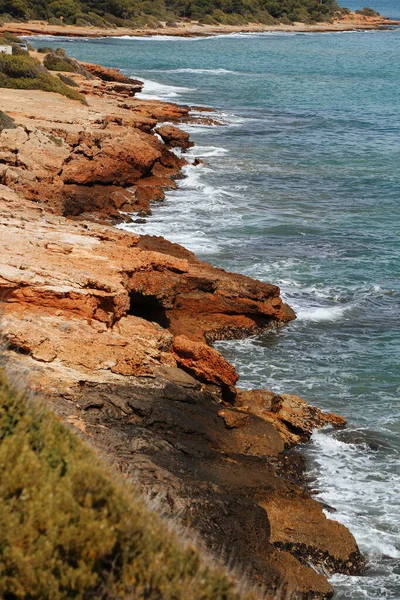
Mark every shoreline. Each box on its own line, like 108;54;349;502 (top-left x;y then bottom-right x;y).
1;14;400;39
0;48;365;598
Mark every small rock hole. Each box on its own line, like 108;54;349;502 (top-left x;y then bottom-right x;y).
128;291;170;328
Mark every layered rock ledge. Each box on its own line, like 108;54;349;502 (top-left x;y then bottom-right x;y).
0;60;363;599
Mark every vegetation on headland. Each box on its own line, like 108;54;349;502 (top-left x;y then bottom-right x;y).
0;368;256;600
355;5;380;15
0;0;381;28
0;37;87;102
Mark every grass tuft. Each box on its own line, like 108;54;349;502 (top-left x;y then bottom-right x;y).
0;369;256;600
0;53;87;104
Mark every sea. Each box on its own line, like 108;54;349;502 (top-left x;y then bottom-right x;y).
29;4;400;597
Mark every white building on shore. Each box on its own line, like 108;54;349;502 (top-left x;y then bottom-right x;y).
0;45;12;55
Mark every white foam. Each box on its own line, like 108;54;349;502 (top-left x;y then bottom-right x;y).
112;34;205;41
137;78;195;100
169;67;239;75
308;429;400;562
295;305;350;322
120;159;238;255
187;145;229;158
178;162;236;202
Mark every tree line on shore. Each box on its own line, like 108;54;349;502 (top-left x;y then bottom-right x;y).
0;0;362;28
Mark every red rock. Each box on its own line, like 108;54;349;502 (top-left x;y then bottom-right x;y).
236;389;345;446
156;124;193;149
173;334;238;394
61;130;162;186
81;61;144;87
218;408;249;429
261;494;364;575
135;185;165;205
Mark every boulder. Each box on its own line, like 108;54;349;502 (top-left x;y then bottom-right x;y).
156;124;194;149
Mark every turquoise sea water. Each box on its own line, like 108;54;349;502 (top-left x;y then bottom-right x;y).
30;13;400;598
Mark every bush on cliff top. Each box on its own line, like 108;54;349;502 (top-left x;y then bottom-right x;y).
43;50;92;78
355;6;380;16
0;0;346;26
0;369;255;600
0;53;87;103
44;51;80;72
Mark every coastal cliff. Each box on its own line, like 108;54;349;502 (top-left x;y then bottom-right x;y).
0;56;364;598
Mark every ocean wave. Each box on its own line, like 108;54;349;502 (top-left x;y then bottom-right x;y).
137;77;195;100
296;305;351;322
120;160;237;255
179;162;237;202
169;67;240;75
112;34;205;41
186;145;229;158
308;429;400;561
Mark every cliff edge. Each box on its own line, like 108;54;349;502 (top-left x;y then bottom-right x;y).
0;55;363;599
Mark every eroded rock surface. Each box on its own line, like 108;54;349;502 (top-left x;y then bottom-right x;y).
0;68;363;599
0;53;200;222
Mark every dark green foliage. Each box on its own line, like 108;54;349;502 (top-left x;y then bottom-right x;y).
0;370;254;600
0;53;41;77
44;51;80;71
43;51;92;78
37;45;54;52
0;0;349;25
0;53;87;102
48;15;65;23
1;31;22;43
57;71;79;86
11;43;27;54
355;6;380;15
0;110;16;131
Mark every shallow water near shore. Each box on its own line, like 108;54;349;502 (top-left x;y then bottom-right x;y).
30;15;400;599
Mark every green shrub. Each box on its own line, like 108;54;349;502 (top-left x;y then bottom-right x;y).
0;370;254;600
44;52;79;72
1;32;22;44
0;54;42;78
199;14;218;25
48;16;65;25
37;46;54;53
57;71;79;86
43;51;92;79
75;10;113;27
211;9;226;23
103;12;127;26
5;72;87;102
0;0;343;28
0;0;28;19
257;11;278;24
355;6;380;16
11;44;27;55
0;53;87;103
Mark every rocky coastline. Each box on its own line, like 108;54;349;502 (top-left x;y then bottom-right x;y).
0;56;364;598
1;12;400;39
